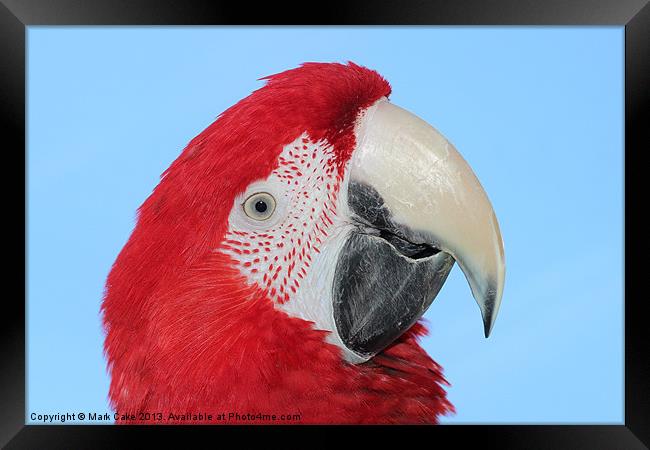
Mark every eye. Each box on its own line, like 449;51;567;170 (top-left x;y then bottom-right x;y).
243;192;276;221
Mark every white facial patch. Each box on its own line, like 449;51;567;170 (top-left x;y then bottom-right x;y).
219;133;361;360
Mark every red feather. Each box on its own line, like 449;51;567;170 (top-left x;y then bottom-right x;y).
102;62;453;424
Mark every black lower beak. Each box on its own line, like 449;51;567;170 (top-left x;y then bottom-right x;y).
332;182;455;359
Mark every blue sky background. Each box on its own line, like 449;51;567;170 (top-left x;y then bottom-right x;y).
27;27;624;424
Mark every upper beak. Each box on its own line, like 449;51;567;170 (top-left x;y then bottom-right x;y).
349;99;505;338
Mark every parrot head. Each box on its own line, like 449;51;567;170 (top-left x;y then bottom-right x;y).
102;62;505;423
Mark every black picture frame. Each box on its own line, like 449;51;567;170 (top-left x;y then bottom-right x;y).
3;0;647;447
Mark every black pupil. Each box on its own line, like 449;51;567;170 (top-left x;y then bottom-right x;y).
254;200;268;213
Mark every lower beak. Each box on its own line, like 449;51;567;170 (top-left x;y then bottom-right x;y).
333;100;505;362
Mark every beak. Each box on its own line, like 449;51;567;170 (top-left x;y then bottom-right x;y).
333;99;505;362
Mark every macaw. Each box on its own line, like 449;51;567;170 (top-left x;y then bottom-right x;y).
102;62;505;424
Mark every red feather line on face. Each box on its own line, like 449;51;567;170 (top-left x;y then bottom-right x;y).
102;62;453;423
222;138;341;306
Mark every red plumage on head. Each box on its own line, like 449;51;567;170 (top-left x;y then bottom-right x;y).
102;62;453;424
